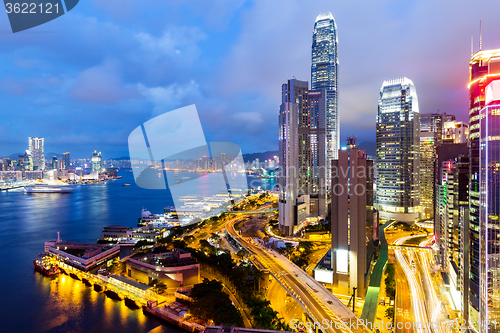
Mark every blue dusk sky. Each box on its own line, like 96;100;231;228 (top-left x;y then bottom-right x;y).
1;0;500;158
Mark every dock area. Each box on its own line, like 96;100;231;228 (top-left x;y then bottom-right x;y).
144;304;204;332
0;181;30;191
44;256;207;332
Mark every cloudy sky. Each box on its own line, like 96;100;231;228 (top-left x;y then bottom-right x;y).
1;0;500;158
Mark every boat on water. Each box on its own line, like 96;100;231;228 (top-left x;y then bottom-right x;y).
25;183;74;193
33;254;59;276
123;183;131;186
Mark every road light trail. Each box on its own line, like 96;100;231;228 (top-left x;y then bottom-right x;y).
394;235;431;333
226;217;370;333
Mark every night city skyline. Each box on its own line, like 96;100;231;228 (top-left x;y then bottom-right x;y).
3;2;500;333
1;0;500;158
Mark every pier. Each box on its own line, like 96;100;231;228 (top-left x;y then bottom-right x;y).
144;305;204;332
0;181;30;191
44;256;207;332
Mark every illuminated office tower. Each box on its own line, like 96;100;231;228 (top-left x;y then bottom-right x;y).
436;156;469;313
28;137;44;171
330;137;374;297
312;12;338;184
420;113;456;146
420;131;436;219
376;78;420;222
420;113;456;220
279;79;327;236
52;156;58;170
468;47;500;331
62;152;70;170
91;151;102;173
443;121;469;144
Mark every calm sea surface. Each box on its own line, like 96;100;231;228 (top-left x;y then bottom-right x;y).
0;170;276;333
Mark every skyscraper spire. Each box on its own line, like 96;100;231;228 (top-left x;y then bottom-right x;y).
311;12;338;185
479;21;482;51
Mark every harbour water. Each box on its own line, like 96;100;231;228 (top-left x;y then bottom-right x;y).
0;169;276;332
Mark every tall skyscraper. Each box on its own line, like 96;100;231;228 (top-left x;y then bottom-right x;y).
28;137;44;171
279;79;327;236
62;152;70;170
51;156;58;170
420;130;436;219
91;151;102;173
436;156;469;273
376;78;420;222
330;137;374;297
420;113;456;220
468;47;500;332
312;12;338;184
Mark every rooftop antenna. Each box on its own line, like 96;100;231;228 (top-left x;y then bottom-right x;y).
479;21;482;51
471;36;474;56
57;231;60;243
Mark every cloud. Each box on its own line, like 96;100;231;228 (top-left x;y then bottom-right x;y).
1;76;62;96
71;60;138;104
138;81;202;117
232;111;263;124
2;0;500;158
217;0;500;146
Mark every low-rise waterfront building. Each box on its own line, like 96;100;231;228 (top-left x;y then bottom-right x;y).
126;249;200;288
44;240;119;271
98;225;132;242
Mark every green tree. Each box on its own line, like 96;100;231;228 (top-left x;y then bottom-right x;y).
135;239;151;248
237;250;249;259
385;263;396;278
157;235;173;245
190;279;243;326
199;239;217;255
173;239;187;249
292;256;309;269
248;298;282;329
385;307;395;322
148;279;167;294
183;235;195;245
298;241;313;253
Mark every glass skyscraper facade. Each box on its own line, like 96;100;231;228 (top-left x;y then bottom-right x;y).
62;152;70;170
91;150;102;173
279;79;327;236
311;12;338;184
28;137;44;171
468;49;500;333
376;78;420;222
419;113;458;220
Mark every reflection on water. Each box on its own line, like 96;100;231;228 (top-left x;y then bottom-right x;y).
30;268;176;333
0;170;275;332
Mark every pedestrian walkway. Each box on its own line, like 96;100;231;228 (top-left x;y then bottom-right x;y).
360;220;394;324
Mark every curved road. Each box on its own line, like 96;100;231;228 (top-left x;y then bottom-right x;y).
226;218;370;333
